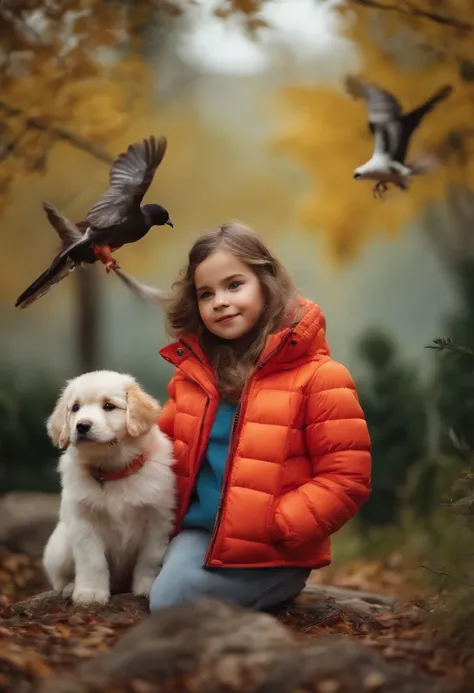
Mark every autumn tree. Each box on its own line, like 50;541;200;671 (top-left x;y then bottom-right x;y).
273;0;474;264
0;1;153;369
0;0;281;371
0;0;268;217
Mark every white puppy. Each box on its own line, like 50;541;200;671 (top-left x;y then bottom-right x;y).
43;370;176;606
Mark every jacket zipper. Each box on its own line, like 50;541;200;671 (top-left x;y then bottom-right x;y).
175;396;210;533
204;395;245;566
204;329;295;566
162;344;214;534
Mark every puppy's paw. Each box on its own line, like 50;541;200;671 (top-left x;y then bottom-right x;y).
72;587;110;606
132;574;158;598
62;582;75;599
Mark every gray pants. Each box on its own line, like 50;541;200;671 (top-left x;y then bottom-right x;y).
149;529;311;613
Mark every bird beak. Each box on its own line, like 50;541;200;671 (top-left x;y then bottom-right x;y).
165;219;174;227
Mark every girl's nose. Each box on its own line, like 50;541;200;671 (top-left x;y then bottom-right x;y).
213;294;230;309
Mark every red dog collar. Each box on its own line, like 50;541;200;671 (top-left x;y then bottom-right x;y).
90;452;147;485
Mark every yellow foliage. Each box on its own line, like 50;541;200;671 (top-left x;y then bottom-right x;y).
0;0;157;212
275;0;474;263
58;79;129;139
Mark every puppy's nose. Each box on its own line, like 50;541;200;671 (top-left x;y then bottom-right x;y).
353;172;361;179
76;421;92;434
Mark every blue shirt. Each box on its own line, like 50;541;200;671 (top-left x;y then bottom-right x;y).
181;401;238;532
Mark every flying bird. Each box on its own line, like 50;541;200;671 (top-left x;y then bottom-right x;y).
15;134;173;309
345;76;453;199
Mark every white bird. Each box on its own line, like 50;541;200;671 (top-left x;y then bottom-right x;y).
345;76;453;200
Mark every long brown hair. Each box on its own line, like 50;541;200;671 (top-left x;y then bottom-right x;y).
165;221;298;400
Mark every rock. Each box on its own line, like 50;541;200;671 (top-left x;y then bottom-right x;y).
0;492;60;557
3;590;149;622
300;583;397;608
255;638;453;693
278;588;392;631
38;597;454;693
38;598;294;692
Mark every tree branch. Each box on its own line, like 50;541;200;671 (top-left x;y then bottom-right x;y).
349;0;473;32
420;563;474;587
0;126;29;163
0;99;115;165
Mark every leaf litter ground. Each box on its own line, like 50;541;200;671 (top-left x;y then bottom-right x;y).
0;546;471;692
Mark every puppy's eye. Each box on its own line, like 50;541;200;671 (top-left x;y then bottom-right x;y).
103;402;116;411
71;403;80;412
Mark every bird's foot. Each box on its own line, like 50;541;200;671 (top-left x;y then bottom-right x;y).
105;259;121;274
372;181;388;201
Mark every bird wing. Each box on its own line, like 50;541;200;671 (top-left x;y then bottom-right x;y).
394;85;453;164
85;135;167;230
368;120;404;163
42;201;84;247
345;76;402;124
362;84;402;126
345;76;404;159
15;255;76;309
349;79;406;161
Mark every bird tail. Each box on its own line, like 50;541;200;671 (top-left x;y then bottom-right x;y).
15;202;87;309
405;85;453;130
114;269;172;308
15;256;74;309
407;153;438;175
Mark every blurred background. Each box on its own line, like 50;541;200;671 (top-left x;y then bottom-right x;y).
1;0;474;591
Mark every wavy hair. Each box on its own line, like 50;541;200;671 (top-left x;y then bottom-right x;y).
164;221;298;400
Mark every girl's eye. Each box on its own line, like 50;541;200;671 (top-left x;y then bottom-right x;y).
72;403;80;412
229;281;241;290
199;291;212;300
103;402;116;411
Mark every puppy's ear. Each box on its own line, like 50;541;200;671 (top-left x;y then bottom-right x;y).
126;383;161;438
47;385;71;449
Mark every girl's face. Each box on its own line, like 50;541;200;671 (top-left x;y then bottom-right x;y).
194;249;265;340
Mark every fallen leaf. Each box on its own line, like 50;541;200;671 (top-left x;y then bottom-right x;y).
28;658;53;678
56;624;72;639
363;671;387;690
69;646;96;659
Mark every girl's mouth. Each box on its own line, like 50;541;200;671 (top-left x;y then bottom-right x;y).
216;314;238;323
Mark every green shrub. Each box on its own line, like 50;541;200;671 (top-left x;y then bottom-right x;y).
0;370;60;493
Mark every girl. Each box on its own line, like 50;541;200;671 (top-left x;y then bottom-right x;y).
150;221;371;612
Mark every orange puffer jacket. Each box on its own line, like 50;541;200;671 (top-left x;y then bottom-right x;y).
158;298;371;569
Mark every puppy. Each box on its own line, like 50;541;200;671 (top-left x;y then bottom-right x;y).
43;370;176;606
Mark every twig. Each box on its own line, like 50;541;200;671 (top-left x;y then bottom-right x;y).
425;337;474;360
0;99;115;165
420;563;474;587
0;125;28;163
349;0;473;32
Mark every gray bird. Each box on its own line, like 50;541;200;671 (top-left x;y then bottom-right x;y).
15;135;173;309
345;76;453;199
